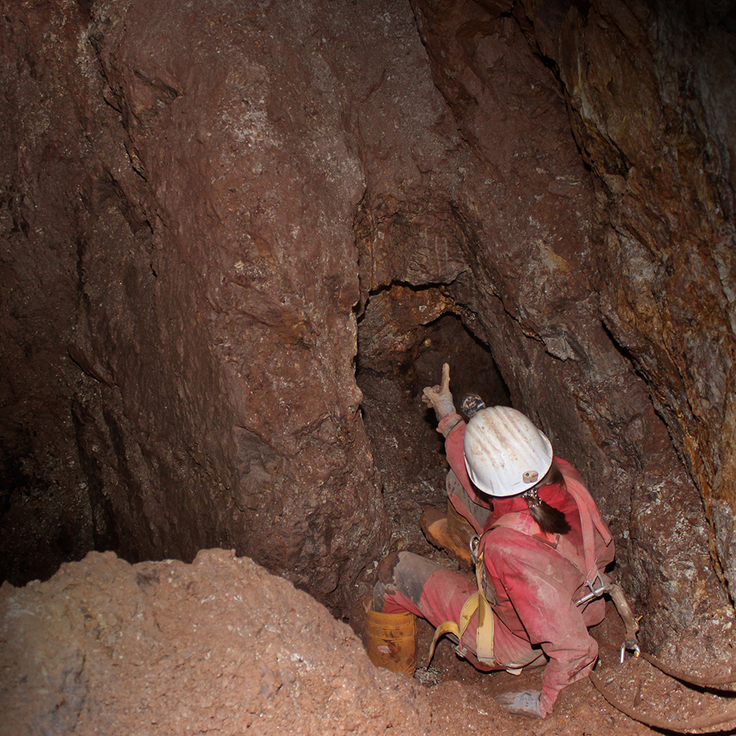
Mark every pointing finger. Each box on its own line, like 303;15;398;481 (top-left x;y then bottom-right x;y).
441;362;450;391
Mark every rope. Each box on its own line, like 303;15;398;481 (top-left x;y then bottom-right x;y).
638;651;736;689
590;671;736;733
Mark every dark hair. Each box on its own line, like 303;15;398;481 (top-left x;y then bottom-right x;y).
522;463;571;535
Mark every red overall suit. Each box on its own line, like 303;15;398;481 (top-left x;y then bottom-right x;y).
383;412;615;717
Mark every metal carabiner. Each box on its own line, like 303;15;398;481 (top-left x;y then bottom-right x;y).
577;571;610;606
469;535;480;566
620;641;642;664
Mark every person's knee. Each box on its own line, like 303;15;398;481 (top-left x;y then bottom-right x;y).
374;551;443;608
376;551;402;586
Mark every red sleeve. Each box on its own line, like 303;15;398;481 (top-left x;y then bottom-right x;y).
484;531;600;718
438;413;489;508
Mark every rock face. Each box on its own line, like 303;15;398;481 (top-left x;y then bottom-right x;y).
0;0;389;615
355;0;734;649
0;549;428;735
519;0;736;601
1;0;735;655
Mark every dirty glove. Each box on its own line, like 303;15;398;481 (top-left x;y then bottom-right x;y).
494;690;543;719
422;363;456;421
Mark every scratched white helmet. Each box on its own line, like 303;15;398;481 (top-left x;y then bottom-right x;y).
463;406;553;497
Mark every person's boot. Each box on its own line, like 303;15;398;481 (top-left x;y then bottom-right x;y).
364;598;417;676
420;500;474;566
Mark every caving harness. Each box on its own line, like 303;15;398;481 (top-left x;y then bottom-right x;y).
426;470;640;669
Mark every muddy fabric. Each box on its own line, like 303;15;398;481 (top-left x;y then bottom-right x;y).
385;411;615;718
446;470;490;534
382;558;547;673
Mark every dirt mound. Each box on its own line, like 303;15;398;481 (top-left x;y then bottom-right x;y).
0;549;427;735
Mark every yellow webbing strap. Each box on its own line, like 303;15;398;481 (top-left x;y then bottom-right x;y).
426;593;478;666
474;550;495;664
425;550;495;667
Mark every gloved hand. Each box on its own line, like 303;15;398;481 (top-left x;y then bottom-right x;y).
422;363;456;421
493;690;543;719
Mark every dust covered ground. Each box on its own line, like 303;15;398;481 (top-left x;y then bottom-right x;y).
1;550;428;736
0;549;652;736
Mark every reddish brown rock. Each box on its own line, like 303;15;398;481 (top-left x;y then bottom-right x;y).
354;0;733;651
0;0;390;615
515;0;736;599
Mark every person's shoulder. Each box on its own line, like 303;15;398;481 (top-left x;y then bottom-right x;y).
555;456;586;486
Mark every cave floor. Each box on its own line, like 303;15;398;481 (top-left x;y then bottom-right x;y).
2;369;732;735
359;370;735;735
421;609;736;736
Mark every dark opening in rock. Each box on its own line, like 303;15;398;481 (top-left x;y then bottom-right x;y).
357;286;509;554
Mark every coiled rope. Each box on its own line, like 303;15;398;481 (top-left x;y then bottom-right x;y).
590;653;736;733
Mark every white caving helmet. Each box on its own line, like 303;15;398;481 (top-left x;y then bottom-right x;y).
463;406;553;497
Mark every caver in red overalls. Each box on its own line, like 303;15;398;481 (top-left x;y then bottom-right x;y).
368;364;615;719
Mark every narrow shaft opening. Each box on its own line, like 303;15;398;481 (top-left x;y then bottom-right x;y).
357;286;509;554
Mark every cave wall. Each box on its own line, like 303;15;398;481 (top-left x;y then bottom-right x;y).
0;0;389;613
354;0;732;648
518;0;736;601
1;0;735;650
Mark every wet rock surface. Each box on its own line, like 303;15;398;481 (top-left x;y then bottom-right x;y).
0;0;390;615
355;0;733;654
519;0;736;597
